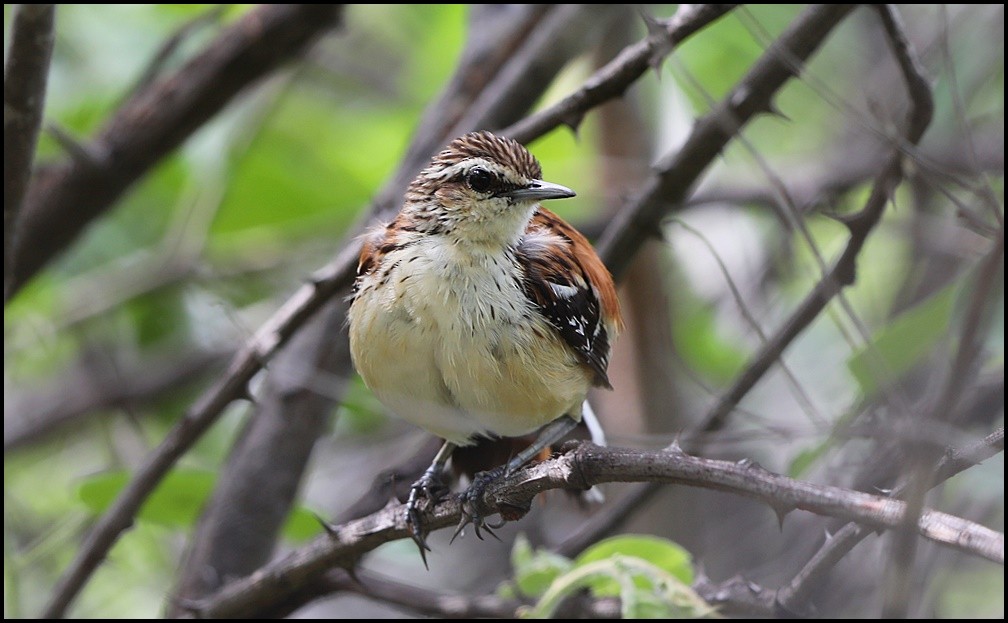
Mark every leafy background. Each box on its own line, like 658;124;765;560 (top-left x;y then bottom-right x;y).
4;4;1003;618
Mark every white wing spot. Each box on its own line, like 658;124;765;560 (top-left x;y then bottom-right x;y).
548;281;579;299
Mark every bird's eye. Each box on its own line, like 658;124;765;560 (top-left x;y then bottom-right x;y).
465;167;495;194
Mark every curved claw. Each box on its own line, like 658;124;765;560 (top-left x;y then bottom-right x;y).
405;468;449;568
452;466;508;543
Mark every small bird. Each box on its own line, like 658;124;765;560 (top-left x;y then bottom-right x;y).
348;131;621;558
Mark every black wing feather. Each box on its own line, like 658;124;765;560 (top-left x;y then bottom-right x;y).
516;241;613;388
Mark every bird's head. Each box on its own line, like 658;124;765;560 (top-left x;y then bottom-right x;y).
403;131;575;246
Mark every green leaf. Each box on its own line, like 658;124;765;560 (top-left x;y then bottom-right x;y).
510;534;574;598
79;468;322;542
524;553;713;619
78;468;216;529
574;535;694;596
281;506;325;542
847;282;958;396
788;442;827;479
674;298;747;382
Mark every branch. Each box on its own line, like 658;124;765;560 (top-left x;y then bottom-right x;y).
4;4;55;299
502;4;737;143
595;3;856;280
44;5;726;617
695;1;934;434
286;568;617;619
4;346;228;451
8;4;345;302
186;442;1003;618
274;564;783;619
168;5;574;605
39;236;361;620
687;120;1004;214
169;300;351;611
776;427;1005;616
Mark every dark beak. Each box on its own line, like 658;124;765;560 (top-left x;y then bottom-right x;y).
501;179;576;202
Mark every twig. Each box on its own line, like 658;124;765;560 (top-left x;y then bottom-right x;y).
282;558;783;619
4;4;55;300
448;4;628;138
695;1;933;434
883;216;1002;613
44;6;725;618
167;6;569;606
595;4;857;281
37;7;347;617
169;300;352;612
842;6;940;617
126;5;229;97
4;346;229;451
686;120;1004;214
503;4;737;143
186;442;1003;618
776;427;1005;615
8;4;345;302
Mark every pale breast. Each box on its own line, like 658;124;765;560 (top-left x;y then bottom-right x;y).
348;237;590;444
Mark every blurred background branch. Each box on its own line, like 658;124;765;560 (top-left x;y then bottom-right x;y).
4;4;1003;619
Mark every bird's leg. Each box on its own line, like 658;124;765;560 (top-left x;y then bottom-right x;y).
455;415;579;540
406;440;454;565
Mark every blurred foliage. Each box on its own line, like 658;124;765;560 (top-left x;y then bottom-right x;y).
77;468;322;542
506;534;713;619
3;4;1003;619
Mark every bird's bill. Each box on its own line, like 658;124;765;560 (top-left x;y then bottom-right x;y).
502;179;576;202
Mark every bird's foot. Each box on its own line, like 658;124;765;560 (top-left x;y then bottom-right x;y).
452;465;508;543
405;467;450;568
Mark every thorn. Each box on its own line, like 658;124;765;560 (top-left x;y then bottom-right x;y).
46;123;108;168
642;11;666;38
313;512;339;538
560;109;586;136
234;384;256;403
640;12;673;75
305;264;333;288
481;524;503;543
771;504;793;530
417;543;430;570
694;560;709;583
764;100;791;122
666;436;684;454
822;209;862;234
642;221;664;241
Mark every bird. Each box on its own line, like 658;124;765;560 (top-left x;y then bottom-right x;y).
347;130;621;560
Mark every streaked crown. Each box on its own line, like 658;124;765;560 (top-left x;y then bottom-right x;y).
402;131;571;246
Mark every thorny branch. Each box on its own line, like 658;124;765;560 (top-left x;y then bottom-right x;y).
38;6;347;618
168;4;576;609
776;427;1005;616
502;4;737;143
695;1;934;434
595;4;858;277
31;3;1001;619
184;441;1003;619
41;4;727;617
